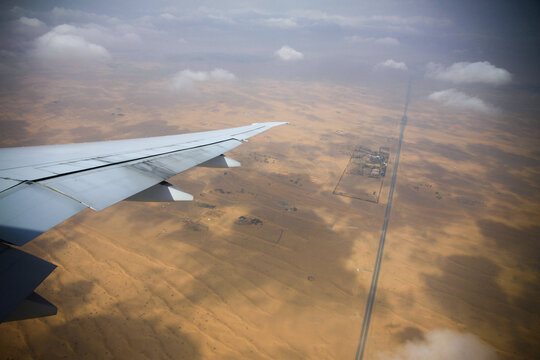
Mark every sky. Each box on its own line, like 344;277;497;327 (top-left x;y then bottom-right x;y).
0;1;539;122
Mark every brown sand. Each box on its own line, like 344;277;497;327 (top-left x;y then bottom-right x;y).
0;79;538;359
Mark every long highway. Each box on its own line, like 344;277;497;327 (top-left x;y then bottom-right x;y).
354;80;411;360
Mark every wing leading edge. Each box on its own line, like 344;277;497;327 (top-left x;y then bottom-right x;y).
0;121;286;322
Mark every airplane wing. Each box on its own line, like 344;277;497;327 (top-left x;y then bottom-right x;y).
0;121;286;322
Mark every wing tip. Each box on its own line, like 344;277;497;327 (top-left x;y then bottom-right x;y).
251;121;289;128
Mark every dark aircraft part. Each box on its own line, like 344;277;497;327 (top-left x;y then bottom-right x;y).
4;291;57;322
0;243;56;322
126;181;193;202
198;154;241;168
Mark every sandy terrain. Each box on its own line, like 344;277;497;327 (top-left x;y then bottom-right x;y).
0;78;538;359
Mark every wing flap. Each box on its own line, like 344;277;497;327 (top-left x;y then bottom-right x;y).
41;164;163;211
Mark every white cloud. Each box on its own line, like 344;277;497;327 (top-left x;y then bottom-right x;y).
380;329;497;360
375;59;408;71
160;13;177;21
170;68;236;91
262;17;298;29
347;36;399;45
426;61;511;85
209;68;236;81
428;88;497;114
19;17;45;27
275;46;304;61
171;70;209;90
32;24;110;62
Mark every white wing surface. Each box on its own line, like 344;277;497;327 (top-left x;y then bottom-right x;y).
0;122;286;246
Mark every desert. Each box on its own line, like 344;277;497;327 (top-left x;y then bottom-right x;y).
1;77;538;359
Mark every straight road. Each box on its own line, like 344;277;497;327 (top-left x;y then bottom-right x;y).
354;80;411;360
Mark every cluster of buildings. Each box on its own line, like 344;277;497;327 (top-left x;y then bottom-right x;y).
350;146;389;179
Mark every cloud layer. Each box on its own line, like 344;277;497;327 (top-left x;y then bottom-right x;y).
375;59;408;71
426;61;511;85
428;88;496;114
170;68;237;91
275;46;304;61
382;329;497;360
